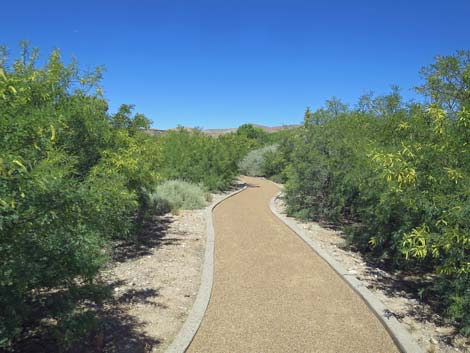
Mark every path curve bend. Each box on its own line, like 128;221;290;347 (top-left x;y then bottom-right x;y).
187;176;400;353
165;185;247;353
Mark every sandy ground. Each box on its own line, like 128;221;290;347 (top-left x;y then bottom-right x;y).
187;176;398;353
273;196;470;353
76;192;228;353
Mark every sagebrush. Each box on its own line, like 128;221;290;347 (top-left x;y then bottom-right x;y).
149;180;206;212
238;145;278;176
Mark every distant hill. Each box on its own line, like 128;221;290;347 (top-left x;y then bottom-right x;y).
145;124;300;137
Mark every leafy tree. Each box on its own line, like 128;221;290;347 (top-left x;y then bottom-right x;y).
157;128;244;190
356;86;404;116
325;96;349;117
0;44;160;349
109;104;151;135
417;50;470;113
279;51;470;334
236;123;269;147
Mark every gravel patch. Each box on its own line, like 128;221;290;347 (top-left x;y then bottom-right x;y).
77;192;229;353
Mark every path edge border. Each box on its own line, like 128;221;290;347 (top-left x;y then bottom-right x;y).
164;184;247;353
269;192;424;353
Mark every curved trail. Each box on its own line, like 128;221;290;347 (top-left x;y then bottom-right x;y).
187;177;399;353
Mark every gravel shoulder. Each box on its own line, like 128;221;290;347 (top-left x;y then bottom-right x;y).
273;195;470;353
76;192;229;353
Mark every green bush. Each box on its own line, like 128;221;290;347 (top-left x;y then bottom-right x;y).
150;180;206;212
235;123;269;148
282;51;470;334
261;129;297;183
238;145;277;176
0;43;160;349
158;128;245;190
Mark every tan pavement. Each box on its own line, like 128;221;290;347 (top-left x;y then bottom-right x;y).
187;176;399;353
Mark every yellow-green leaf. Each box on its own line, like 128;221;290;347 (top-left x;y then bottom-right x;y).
13;160;27;171
0;68;6;81
50;125;56;142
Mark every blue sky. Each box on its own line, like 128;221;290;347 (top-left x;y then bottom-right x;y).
2;0;469;129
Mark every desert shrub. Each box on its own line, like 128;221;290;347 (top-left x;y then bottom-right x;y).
261;129;298;183
157;125;292;189
146;193;173;215
158;128;245;190
90;130;161;228
235;123;269;148
0;43;160;349
150;180;206;212
283;51;470;333
238;145;277;176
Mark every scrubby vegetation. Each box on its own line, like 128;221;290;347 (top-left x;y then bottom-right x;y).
261;51;470;334
149;180;207;213
0;44;244;350
0;44;158;349
238;145;278;176
157;128;246;191
2;40;468;349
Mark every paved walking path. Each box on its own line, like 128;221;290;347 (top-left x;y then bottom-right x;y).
187;177;399;353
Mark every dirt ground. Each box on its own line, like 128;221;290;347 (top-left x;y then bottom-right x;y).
274;196;470;353
75;192;228;353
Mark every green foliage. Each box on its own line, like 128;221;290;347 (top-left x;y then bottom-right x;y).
3;40;469;347
261;129;298;183
236;123;269;147
157;128;245;190
238;145;278;176
109;103;151;135
416;50;470;113
0;44;160;349
279;51;470;333
149;180;206;212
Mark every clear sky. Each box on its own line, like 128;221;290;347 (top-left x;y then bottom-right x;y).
2;0;469;129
